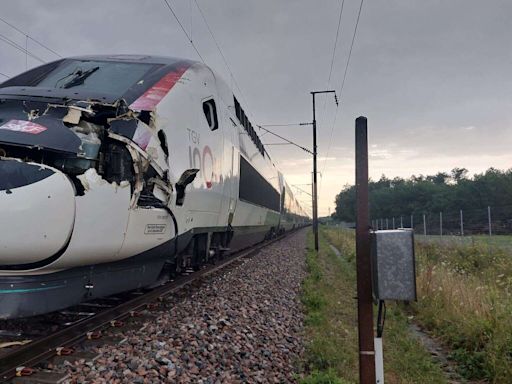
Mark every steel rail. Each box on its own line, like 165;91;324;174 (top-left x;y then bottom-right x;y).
0;230;299;382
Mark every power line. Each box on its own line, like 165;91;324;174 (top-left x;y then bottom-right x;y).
320;0;365;190
319;0;345;128
193;0;250;111
259;123;311;127
327;0;345;87
0;16;62;58
161;0;206;64
0;71;10;79
262;143;298;146
338;0;364;99
317;0;346;190
257;125;313;155
0;32;45;63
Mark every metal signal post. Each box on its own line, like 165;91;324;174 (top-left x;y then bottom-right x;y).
310;90;337;251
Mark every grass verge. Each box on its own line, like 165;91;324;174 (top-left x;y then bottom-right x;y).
413;240;512;381
301;227;446;383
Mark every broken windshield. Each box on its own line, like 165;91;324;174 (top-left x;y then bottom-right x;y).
36;60;154;96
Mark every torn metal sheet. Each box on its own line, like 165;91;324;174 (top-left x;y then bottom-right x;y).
109;119;138;138
108;131;165;177
77;168;130;192
62;108;82;125
77;168;107;191
132;122;152;150
125;145;144;208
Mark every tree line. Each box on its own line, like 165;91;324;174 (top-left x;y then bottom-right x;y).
333;168;512;233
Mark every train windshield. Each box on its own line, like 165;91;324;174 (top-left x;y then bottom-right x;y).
35;60;154;96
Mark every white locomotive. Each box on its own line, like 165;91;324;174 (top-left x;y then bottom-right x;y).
0;55;309;318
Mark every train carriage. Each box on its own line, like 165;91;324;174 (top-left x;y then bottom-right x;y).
0;55;309;318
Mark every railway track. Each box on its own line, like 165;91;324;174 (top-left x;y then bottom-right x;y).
0;231;296;383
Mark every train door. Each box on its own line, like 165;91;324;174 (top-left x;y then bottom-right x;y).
184;70;225;229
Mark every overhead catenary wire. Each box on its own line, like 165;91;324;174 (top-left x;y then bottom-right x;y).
257;125;313;155
327;0;346;91
0;16;61;58
263;143;299;146
191;1;305;173
193;0;251;114
0;32;46;63
257;121;312;170
259;123;311;128
338;0;364;101
319;0;345;129
320;0;364;191
161;0;206;64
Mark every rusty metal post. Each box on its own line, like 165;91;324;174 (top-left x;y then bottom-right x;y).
355;116;376;383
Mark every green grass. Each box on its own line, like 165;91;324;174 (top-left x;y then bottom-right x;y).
301;230;358;383
324;227;512;382
413;239;512;382
301;228;447;384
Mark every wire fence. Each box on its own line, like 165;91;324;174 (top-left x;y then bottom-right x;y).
371;205;512;251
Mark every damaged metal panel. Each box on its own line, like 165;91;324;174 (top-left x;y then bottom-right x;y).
109;119;138;138
0;105;82;153
0;55;199;319
55;168;132;267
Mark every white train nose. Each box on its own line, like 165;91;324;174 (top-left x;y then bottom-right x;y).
0;159;76;269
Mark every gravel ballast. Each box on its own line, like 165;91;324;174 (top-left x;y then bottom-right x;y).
63;229;307;383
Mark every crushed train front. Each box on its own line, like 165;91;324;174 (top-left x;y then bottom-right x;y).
0;55;188;318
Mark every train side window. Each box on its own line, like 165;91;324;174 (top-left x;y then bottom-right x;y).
234;96;241;120
203;99;219;131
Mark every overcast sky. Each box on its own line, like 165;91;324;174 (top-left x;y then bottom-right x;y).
1;0;511;216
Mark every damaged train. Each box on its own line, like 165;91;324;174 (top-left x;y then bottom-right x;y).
0;55;309;319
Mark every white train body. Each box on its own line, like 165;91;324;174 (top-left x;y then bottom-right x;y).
0;55;308;318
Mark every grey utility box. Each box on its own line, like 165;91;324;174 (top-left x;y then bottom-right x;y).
371;229;416;301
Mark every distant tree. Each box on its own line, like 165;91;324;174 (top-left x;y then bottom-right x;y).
427;172;450;185
332;168;512;232
411;174;425;183
451;167;468;183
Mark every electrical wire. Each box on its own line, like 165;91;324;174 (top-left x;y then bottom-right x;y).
320;0;365;191
259;123;309;127
0;16;61;58
262;143;298;146
319;0;345;136
0;32;45;63
257;125;313;155
0;71;10;78
161;0;206;64
338;0;364;100
193;0;250;114
327;0;345;90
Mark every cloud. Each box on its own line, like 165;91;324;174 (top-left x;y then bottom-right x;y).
369;149;392;159
1;0;511;218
